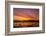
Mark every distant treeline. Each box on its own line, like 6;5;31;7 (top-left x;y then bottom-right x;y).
13;20;39;22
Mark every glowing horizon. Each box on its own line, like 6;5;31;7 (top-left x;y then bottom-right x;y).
13;16;32;20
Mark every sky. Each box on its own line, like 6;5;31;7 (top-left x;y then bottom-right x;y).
13;8;39;20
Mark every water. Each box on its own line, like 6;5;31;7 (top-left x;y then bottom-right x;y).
13;21;39;28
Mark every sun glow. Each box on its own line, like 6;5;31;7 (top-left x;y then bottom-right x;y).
13;16;32;20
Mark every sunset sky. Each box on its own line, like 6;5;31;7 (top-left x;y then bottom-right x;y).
13;8;39;21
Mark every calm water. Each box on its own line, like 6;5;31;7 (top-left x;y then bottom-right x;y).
13;22;39;28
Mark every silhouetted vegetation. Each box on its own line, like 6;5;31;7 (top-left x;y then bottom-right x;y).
14;20;39;23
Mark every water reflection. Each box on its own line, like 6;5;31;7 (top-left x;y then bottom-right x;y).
13;20;39;28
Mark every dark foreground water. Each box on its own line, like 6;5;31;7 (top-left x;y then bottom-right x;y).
13;21;39;28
